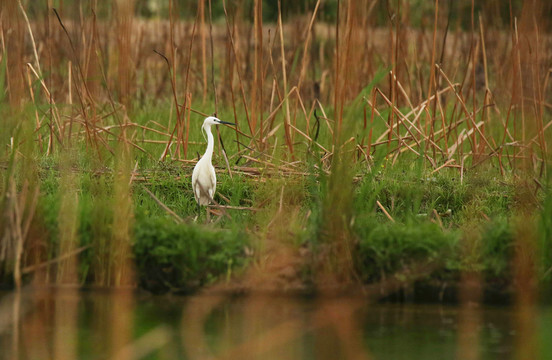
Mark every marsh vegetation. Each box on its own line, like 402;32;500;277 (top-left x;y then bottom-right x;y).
1;0;551;294
1;0;552;357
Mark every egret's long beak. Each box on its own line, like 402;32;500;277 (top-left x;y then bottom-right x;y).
218;120;235;126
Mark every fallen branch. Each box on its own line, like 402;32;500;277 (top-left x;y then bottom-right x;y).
22;245;91;275
143;187;184;223
376;200;395;223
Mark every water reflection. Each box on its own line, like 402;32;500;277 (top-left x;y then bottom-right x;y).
0;289;548;360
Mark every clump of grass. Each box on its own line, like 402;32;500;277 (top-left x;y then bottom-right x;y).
539;183;552;282
355;218;458;283
133;214;249;293
350;162;523;290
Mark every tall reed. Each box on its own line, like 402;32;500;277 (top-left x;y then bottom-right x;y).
1;0;551;293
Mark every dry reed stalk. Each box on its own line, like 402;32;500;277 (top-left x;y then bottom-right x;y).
374;88;424;147
72;121;146;155
235;145;303;170
447;121;484;159
468;0;478;159
315;1;359;285
199;0;207;102
424;0;440;160
176;104;185;159
262;123;282;144
389;70;415;113
116;0;135;108
25;63;63;145
277;0;294;157
222;0;253;144
4;179;39;290
86;5;103;102
431;159;456;174
366;89;377;156
144;187;183;223
251;0;263;148
338;0;357;137
265;38;284;128
226;30;242;153
240;155;306;176
22;246;91;275
24;66;43;152
512;18;524;171
155;49;181;160
157;0;196;160
478;14;489;92
67;60;72;104
297;0;321;92
2;0;25;107
292;88;310;128
287;123;329;153
437;64;494;150
88;11;126;138
56;150;80;285
314;100;334;139
435;78;449;159
249;86;308;148
333;0;341;127
17;0;42;78
109;146;136;287
53;9;105;158
376;200;395;222
387;0;400;153
217;127;234;180
207;0;218;114
529;22;547;164
184;92;192;158
374;86;451;144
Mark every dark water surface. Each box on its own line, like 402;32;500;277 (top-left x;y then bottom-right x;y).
1;288;550;359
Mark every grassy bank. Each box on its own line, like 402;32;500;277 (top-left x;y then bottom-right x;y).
1;1;552;301
6;124;548;298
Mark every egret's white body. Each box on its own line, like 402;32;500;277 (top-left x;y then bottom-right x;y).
192;116;234;207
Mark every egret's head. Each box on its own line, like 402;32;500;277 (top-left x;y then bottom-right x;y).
203;116;235;127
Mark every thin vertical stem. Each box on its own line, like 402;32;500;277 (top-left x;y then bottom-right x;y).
208;0;218;115
278;0;294;157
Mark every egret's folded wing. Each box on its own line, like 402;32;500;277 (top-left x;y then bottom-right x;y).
208;166;217;202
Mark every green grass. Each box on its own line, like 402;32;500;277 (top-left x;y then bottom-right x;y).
1;50;551;295
1;97;550;296
133;215;249;293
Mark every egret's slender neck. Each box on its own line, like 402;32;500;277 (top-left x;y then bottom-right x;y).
202;124;215;161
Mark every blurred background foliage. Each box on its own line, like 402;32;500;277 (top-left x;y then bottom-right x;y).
20;0;544;30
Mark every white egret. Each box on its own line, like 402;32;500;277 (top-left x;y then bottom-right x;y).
192;116;235;215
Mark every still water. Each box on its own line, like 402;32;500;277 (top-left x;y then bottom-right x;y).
0;288;550;360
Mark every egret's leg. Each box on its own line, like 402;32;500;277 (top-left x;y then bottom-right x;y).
206;206;211;223
194;202;200;222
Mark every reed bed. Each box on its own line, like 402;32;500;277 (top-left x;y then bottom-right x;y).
1;1;552;360
0;0;551;298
